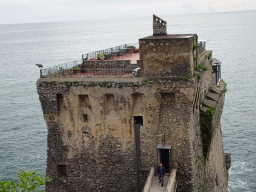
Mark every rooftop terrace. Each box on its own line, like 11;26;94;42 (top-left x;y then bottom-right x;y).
39;40;207;79
38;14;207;79
41;44;140;78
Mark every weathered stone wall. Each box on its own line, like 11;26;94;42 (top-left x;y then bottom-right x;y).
198;50;213;99
205;90;229;192
139;36;196;78
188;74;229;192
37;78;200;192
37;52;229;192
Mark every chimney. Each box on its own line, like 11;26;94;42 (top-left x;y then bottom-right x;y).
153;14;167;36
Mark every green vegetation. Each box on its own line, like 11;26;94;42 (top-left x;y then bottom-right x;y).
198;62;208;72
194;56;198;61
194;73;201;80
50;73;57;77
218;80;228;97
101;81;112;87
83;84;87;88
208;53;212;60
143;78;152;83
193;44;199;50
0;170;51;192
73;80;78;84
200;106;216;159
183;76;190;81
106;83;112;88
102;81;108;87
133;83;140;87
73;67;80;70
88;82;95;87
128;46;136;49
195;82;228;191
221;79;227;88
98;54;105;60
196;106;216;191
49;81;55;85
64;81;71;88
196;155;209;191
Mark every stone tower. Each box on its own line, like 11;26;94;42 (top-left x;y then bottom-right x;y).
37;15;230;192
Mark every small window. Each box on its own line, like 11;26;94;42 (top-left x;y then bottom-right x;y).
83;114;88;122
57;165;66;177
134;116;143;126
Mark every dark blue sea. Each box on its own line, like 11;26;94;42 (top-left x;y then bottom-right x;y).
0;10;255;191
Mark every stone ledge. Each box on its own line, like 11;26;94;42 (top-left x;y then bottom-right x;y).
202;98;217;108
206;92;219;101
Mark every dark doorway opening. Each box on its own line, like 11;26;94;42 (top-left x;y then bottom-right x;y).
57;165;67;177
57;94;63;112
134;116;143;126
160;149;170;173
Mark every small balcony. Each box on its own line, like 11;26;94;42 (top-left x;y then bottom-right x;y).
197;40;206;55
212;58;221;85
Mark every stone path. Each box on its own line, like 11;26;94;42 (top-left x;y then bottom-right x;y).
149;176;169;192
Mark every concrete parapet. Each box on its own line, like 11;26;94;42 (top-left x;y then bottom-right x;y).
166;169;177;192
142;167;155;192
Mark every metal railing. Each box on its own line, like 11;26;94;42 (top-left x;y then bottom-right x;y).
41;43;140;78
82;43;139;61
42;65;137;78
82;44;129;60
41;60;82;76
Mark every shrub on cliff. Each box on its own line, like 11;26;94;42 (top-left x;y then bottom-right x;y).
0;170;51;192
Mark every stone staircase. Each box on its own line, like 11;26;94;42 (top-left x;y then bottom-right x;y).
201;82;225;111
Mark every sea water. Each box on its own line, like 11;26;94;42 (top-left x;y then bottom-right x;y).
0;10;255;191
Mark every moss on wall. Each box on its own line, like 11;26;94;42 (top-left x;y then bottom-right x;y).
199;106;216;159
